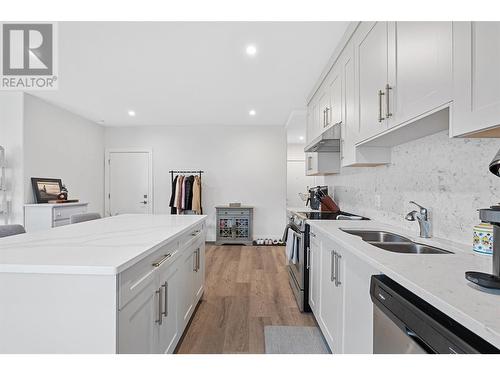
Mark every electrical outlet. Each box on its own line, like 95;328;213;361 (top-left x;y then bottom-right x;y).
374;194;381;209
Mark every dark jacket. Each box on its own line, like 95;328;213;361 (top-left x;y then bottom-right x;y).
184;175;195;210
169;175;178;214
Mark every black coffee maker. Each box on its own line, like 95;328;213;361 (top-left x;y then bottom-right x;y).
466;149;500;289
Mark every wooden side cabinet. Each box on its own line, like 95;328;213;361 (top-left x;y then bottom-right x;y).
215;206;253;246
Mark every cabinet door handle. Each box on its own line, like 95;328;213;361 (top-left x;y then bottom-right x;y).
152;253;171;268
155;288;163;325
324;107;329;127
330;250;336;282
385;84;392;118
196;248;200;271
306;247;311;269
378;90;385;123
162;282;168;317
335;252;342;287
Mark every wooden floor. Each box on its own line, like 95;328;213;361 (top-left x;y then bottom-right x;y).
175;244;317;354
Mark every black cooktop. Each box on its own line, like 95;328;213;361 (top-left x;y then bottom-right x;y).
298;211;369;220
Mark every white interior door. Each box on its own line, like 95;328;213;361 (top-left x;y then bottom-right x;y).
107;150;152;216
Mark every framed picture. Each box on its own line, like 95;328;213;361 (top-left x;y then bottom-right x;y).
31;178;63;203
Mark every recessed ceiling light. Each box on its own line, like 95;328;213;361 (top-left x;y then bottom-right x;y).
299;136;304;141
249;109;256;116
128;110;136;117
246;44;257;56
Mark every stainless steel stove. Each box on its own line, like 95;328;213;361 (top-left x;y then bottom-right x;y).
285;210;368;312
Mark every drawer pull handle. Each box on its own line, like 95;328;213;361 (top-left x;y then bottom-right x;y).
152;253;172;268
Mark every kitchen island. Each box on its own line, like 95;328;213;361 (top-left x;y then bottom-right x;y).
0;214;207;353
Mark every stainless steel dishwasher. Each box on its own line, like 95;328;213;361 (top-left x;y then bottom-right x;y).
370;275;499;354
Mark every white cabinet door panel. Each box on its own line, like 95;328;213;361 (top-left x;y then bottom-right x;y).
157;263;179;354
308;230;321;314
356;22;389;141
342;250;379;354
452;21;500;136
118;277;158;354
318;236;343;353
389;22;452;127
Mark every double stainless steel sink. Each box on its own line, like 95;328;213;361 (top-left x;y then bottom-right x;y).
340;229;453;254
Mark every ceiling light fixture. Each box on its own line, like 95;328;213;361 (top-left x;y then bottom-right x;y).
246;44;257;56
128;110;136;117
299;136;304;141
249;109;256;116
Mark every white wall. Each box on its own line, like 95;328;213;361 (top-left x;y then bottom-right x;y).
287;143;314;208
23;95;105;215
324;130;500;245
0;92;25;224
104;125;287;241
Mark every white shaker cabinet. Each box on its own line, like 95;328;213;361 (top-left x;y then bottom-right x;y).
341;40;391;167
157;262;180;354
323;65;343;132
318;235;344;353
308;228;321;315
387;21;452;129
310;227;380;354
119;222;206;354
306;99;320;144
356;22;390;141
342;248;379;354
452;21;500;137
118;272;159;354
355;21;452;145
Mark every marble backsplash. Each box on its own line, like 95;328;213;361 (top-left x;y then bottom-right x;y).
323;130;500;245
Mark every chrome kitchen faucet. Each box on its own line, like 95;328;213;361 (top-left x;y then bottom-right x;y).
405;201;431;238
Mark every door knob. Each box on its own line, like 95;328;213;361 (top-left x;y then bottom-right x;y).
140;201;148;204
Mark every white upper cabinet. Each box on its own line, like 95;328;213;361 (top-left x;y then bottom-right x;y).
452;22;500;137
387;22;452;128
326;65;343;129
341;40;391;167
306;99;320;143
356;22;390;141
354;21;452;145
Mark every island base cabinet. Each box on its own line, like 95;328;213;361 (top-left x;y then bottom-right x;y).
118;277;159;354
118;228;206;354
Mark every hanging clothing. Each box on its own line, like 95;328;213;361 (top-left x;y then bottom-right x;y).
176;175;184;214
192;175;202;214
169;175;178;214
181;176;187;210
184;175;194;210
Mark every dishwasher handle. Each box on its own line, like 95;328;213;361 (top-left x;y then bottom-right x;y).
404;327;434;354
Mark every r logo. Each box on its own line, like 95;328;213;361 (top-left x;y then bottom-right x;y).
2;24;53;76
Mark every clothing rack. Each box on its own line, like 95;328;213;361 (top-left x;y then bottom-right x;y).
169;170;204;214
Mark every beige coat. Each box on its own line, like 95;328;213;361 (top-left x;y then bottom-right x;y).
192;176;202;214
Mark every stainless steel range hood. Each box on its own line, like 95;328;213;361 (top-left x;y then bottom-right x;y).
304;124;341;153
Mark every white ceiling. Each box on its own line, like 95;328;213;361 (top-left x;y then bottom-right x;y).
35;22;349;127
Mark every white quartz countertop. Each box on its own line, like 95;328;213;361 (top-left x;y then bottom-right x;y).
0;214;206;275
307;219;500;349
